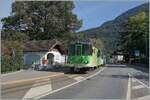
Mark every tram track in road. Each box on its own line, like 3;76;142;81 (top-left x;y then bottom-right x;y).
40;64;148;99
2;66;106;99
3;64;148;99
33;67;106;99
2;66;101;92
1;73;64;91
23;66;106;99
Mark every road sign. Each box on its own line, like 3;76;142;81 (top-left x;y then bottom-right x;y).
134;50;140;56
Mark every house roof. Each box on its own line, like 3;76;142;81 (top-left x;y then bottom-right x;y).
1;40;13;56
1;46;12;56
23;39;66;54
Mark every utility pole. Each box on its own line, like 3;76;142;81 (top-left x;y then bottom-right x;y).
145;31;148;67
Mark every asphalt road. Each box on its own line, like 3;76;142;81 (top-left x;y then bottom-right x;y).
2;64;149;99
1;69;64;83
42;64;149;99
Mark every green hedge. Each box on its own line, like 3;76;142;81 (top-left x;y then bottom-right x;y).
130;56;149;64
1;52;23;74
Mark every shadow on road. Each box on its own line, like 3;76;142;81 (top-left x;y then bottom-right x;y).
104;64;149;83
106;64;149;74
37;66;87;74
100;73;149;81
106;64;127;68
128;64;149;74
99;74;129;79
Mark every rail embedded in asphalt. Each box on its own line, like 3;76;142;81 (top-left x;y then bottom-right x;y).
32;67;106;99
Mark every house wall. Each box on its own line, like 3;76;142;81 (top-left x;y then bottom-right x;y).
24;51;67;67
46;51;66;65
112;55;124;63
24;52;46;66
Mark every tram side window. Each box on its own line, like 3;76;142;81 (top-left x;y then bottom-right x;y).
69;45;75;55
82;44;92;55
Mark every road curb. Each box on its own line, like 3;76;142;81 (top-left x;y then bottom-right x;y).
2;73;64;87
127;64;148;72
1;70;24;77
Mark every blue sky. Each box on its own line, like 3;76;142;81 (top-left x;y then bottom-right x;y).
73;0;148;31
0;0;14;30
0;0;148;31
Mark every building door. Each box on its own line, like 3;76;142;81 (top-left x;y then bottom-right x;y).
47;53;54;65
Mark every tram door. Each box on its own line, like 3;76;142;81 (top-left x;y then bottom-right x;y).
47;53;54;65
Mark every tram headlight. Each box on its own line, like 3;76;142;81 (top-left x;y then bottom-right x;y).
84;60;89;64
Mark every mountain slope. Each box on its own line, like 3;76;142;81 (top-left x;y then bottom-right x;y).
79;3;149;52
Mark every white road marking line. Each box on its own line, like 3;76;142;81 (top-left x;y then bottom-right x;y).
132;77;149;89
23;78;52;99
132;78;137;82
132;85;145;90
33;67;106;99
74;76;85;81
127;73;131;100
23;84;52;99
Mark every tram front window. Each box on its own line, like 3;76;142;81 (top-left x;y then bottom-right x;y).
76;45;82;55
82;44;92;55
69;44;92;56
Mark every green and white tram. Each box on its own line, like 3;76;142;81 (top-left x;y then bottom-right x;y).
67;40;105;72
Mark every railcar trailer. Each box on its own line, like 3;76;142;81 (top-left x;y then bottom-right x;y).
67;39;105;72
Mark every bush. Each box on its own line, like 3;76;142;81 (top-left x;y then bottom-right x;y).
131;56;149;64
1;52;23;74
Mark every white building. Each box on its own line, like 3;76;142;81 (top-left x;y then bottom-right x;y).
23;39;66;69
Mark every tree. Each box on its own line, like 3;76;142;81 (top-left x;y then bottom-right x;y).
1;1;82;40
118;12;149;56
1;1;82;73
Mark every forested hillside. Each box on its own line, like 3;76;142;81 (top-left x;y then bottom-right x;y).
80;3;149;54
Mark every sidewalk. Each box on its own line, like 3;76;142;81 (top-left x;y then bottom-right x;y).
136;95;150;100
1;70;64;83
128;64;149;73
131;63;148;68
